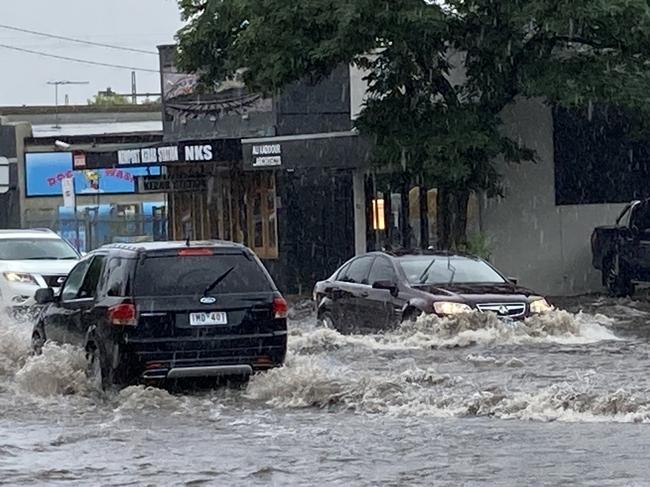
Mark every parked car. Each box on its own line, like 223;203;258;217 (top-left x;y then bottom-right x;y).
313;250;552;333
0;229;80;318
32;241;288;389
591;199;650;297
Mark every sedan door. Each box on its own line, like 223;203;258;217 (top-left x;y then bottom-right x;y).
362;256;402;329
334;256;375;332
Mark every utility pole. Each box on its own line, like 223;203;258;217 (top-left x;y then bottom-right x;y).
131;71;137;104
47;80;89;128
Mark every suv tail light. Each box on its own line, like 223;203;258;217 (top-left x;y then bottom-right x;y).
273;296;288;319
108;303;137;326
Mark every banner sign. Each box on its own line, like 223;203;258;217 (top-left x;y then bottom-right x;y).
61;177;75;208
137;175;207;193
251;144;282;167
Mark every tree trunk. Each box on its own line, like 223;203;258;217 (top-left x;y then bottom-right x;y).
437;188;470;250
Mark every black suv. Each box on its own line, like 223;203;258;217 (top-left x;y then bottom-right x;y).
32;241;288;389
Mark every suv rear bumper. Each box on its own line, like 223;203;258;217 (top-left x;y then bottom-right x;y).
121;331;287;381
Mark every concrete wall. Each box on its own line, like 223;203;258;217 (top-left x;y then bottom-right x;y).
0;106;161;126
482;98;625;296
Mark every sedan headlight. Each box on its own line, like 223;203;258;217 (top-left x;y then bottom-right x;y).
530;298;553;314
2;272;38;285
434;301;472;315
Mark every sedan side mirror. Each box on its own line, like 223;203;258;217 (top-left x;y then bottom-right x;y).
372;280;399;297
35;287;55;305
507;277;519;286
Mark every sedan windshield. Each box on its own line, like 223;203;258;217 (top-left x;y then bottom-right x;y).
399;256;506;285
0;238;79;260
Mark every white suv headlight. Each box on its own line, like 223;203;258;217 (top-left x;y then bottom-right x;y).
434;301;472;315
530;298;552;314
3;272;38;285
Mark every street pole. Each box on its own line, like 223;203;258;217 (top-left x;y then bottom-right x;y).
47;81;90;128
73;177;80;252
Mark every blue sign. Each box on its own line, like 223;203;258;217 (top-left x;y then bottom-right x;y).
25;152;161;197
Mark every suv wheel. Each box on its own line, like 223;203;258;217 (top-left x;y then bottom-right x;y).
86;344;112;391
604;254;634;297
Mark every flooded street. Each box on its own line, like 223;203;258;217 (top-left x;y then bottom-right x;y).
2;296;650;486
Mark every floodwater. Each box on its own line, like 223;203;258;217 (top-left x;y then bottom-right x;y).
2;295;650;486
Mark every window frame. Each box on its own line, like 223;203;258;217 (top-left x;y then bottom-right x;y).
60;258;93;302
76;254;106;300
368;255;398;285
340;256;375;285
247;172;279;259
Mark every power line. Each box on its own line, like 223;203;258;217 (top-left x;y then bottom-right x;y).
0;24;157;55
0;43;161;73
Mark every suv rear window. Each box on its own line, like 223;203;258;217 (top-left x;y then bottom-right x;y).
134;253;273;296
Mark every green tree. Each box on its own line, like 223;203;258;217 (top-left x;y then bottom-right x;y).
87;87;130;106
176;0;650;248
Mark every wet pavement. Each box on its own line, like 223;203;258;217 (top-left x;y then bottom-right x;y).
2;294;650;486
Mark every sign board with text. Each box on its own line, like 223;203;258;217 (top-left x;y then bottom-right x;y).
137;175;208;193
116;140;242;167
251;144;282;167
241;133;372;171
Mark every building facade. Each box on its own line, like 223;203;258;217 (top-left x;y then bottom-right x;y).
158;46;371;293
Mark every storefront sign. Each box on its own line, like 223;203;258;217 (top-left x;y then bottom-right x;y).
137;175;208;193
241;132;372;171
251;144;282;167
25;152;161;197
118;146;179;165
74;139;242;170
72;151;86;169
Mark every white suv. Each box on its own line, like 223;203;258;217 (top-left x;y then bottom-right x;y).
0;229;80;317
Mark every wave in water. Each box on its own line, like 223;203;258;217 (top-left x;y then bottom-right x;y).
290;310;618;355
246;354;650;423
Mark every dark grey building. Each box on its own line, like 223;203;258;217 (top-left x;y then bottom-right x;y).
158;45;370;293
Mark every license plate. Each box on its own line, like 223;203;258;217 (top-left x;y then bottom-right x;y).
189;311;228;326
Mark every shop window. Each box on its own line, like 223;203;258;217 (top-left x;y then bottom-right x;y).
247;173;278;259
409;187;421;248
427;189;438;248
372;196;386;230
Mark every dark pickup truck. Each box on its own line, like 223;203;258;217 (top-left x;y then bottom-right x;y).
591;199;650;296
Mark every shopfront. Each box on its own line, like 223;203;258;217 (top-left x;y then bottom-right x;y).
21;134;168;252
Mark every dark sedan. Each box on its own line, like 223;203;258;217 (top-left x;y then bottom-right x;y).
313;251;552;333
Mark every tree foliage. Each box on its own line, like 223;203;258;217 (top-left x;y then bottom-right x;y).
177;0;650;246
87;87;130;106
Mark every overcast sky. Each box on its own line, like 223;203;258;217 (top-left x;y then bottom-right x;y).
0;0;184;106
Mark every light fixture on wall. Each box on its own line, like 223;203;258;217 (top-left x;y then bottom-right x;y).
54;140;71;150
